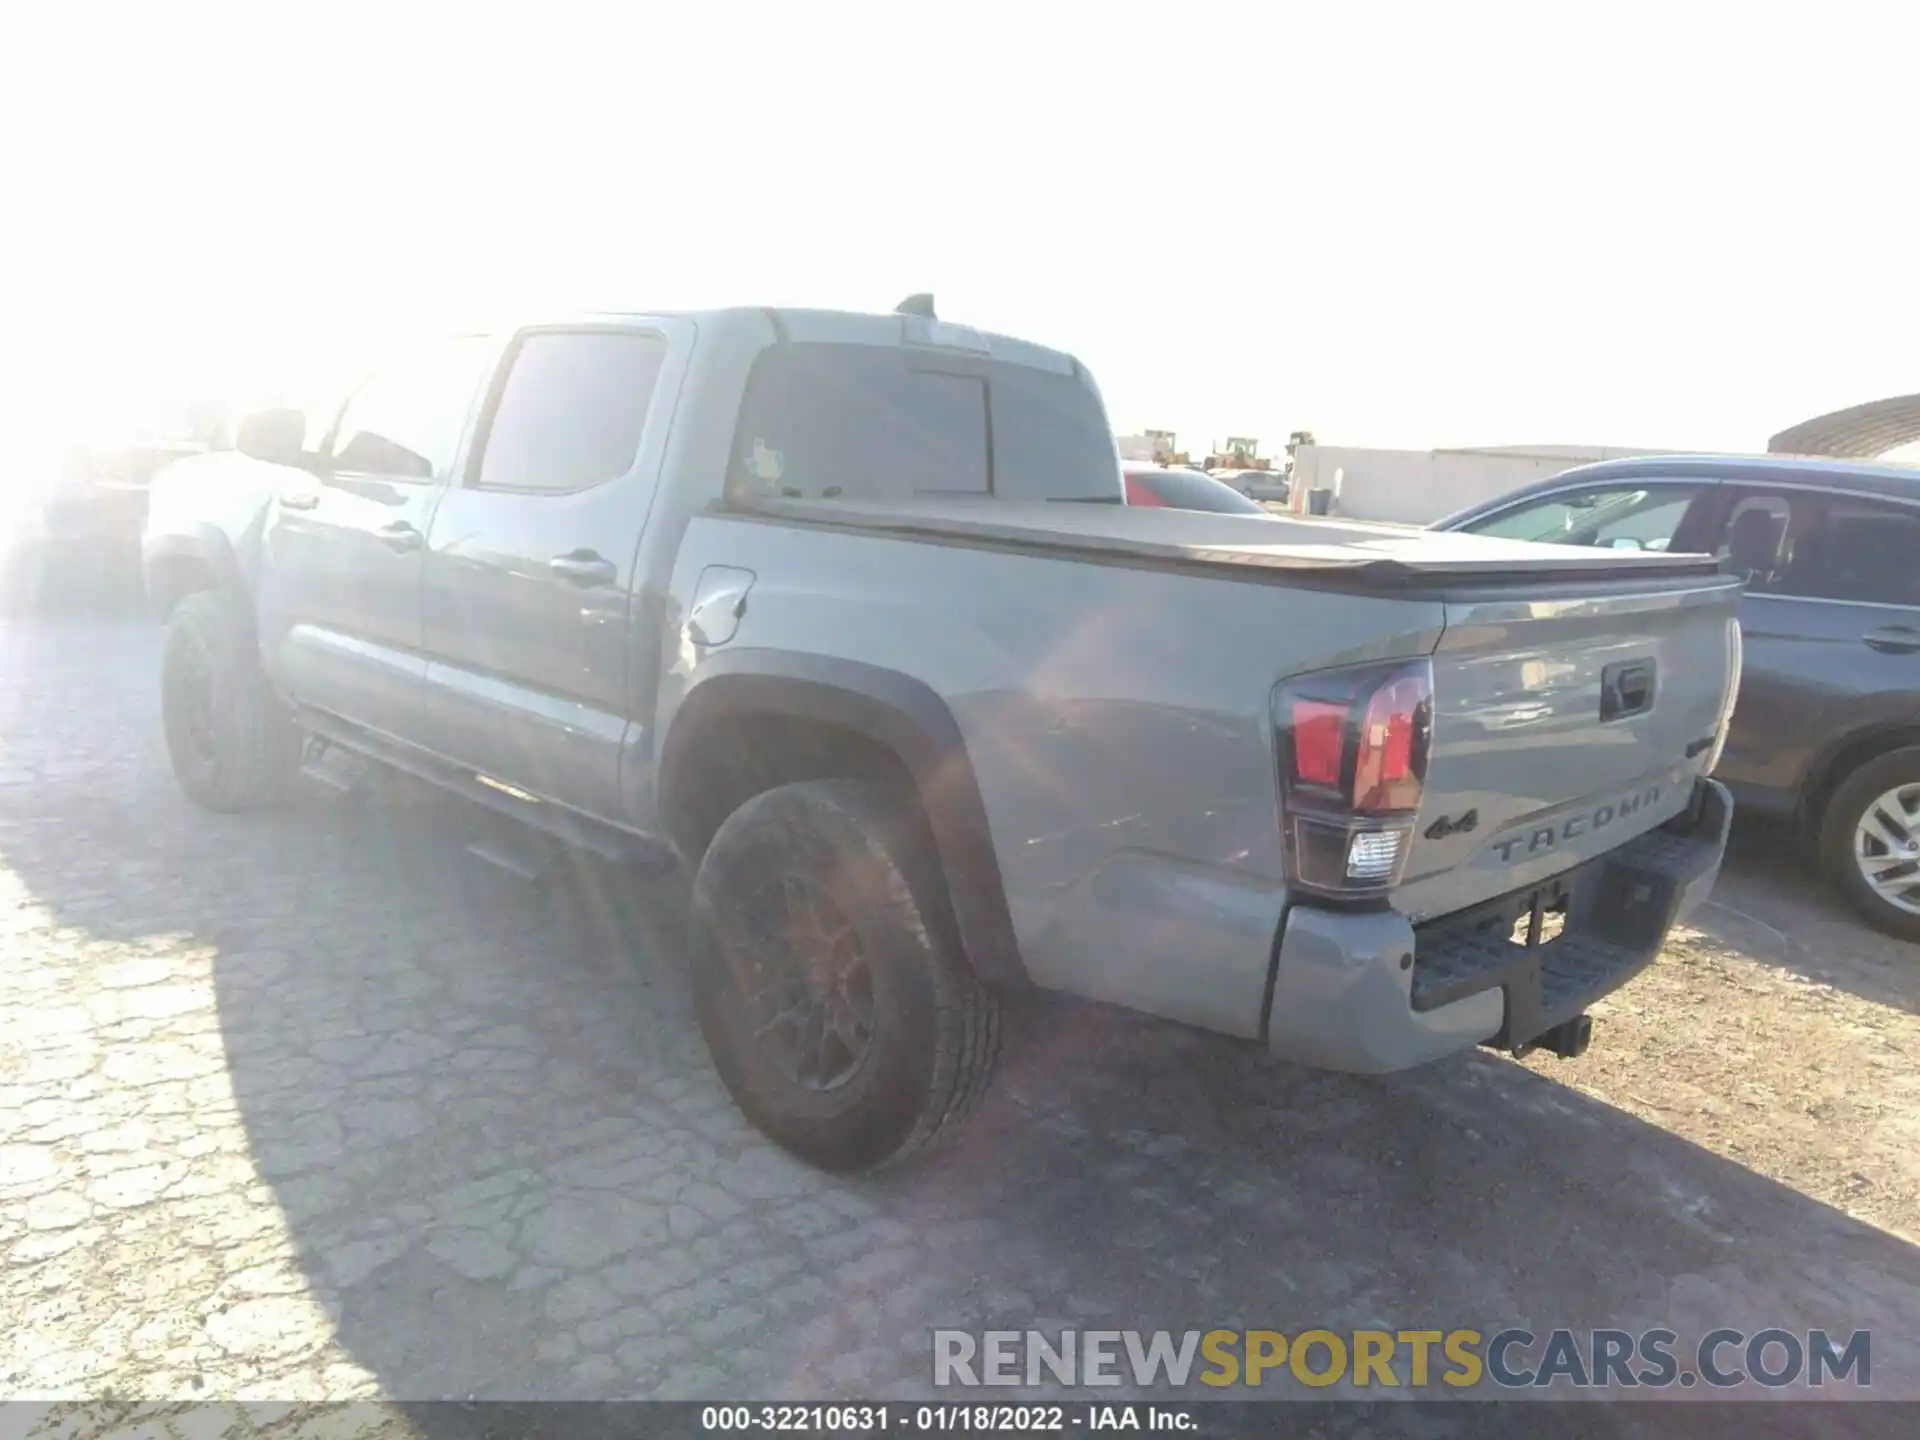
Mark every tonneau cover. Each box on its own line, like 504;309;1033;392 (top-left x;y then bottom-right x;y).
723;495;1727;589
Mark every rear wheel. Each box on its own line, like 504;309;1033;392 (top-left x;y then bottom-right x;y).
160;590;299;811
1818;747;1920;942
688;778;999;1172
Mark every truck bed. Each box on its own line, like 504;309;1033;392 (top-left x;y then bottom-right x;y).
722;495;1727;590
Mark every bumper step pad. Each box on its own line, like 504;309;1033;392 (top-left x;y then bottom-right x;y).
1408;781;1730;1053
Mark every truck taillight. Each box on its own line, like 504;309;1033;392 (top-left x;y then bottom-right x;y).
1290;701;1347;787
1275;658;1434;900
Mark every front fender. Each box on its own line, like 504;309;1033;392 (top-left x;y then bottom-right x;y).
141;452;280;615
141;524;246;617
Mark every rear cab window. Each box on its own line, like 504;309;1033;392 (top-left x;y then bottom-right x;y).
727;341;1118;505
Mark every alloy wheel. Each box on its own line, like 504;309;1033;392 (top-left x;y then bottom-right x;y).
1853;782;1920;918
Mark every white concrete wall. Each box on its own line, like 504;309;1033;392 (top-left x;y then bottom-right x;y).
1288;444;1665;525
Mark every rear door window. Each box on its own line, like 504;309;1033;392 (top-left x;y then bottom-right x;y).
1766;495;1920;606
472;329;668;494
728;342;1115;503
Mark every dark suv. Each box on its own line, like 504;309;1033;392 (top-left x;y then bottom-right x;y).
1437;454;1920;941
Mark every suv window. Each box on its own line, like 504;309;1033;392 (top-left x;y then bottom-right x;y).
1766;495;1920;606
1715;493;1798;586
728;343;1117;504
1462;484;1701;550
473;330;668;493
329;337;493;482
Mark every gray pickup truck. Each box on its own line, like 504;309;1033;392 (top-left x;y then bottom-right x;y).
143;298;1741;1171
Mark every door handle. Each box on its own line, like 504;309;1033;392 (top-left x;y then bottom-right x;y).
1864;625;1920;655
549;550;617;586
376;521;423;553
280;490;320;511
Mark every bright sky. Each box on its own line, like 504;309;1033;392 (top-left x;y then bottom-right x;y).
5;2;1917;457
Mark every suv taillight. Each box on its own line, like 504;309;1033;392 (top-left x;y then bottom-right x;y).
1274;658;1435;900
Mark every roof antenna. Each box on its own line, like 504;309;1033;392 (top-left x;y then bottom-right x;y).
895;293;936;318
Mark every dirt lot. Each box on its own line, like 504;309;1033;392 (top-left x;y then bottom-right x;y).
1529;822;1920;1243
2;607;1917;1437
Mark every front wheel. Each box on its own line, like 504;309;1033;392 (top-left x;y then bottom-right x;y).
160;590;300;812
688;778;1000;1172
1818;747;1920;942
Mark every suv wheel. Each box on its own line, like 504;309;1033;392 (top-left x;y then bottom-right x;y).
688;778;1000;1172
1818;747;1920;942
160;590;299;812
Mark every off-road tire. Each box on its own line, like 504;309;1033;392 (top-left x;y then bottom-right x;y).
160;590;300;812
689;778;1000;1172
1818;746;1920;942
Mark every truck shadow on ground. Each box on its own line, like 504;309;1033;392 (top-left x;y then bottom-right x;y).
0;622;1914;1432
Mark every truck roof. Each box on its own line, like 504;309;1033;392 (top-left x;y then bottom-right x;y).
488;305;1087;379
1544;451;1920;495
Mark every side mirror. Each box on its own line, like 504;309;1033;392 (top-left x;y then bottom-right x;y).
234;408;309;468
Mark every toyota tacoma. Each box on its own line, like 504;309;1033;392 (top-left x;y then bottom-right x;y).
142;297;1741;1171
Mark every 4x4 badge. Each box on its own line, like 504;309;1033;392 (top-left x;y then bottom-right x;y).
1425;809;1479;840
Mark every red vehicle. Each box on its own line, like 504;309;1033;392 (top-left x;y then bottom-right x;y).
1122;464;1271;515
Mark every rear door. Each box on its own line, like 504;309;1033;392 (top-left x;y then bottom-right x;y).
418;322;686;814
1702;484;1920;811
260;336;494;739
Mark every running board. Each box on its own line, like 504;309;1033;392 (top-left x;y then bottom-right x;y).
301;735;372;795
296;710;674;871
465;824;557;882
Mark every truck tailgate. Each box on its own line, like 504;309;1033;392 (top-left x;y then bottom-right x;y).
1395;573;1743;923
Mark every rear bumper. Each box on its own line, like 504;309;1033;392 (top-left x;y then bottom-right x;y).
1267;777;1731;1074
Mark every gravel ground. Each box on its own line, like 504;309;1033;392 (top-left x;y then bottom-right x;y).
1532;834;1920;1244
2;609;1916;1438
